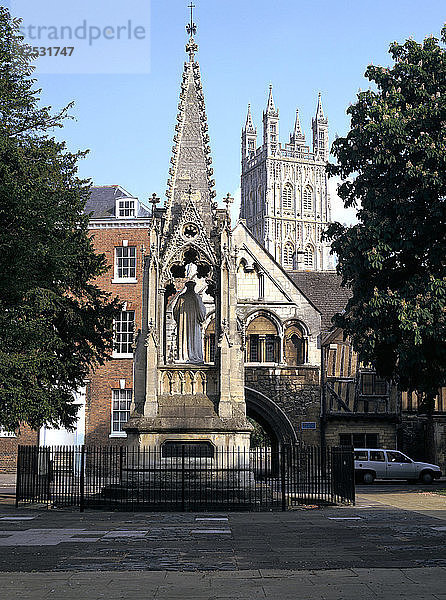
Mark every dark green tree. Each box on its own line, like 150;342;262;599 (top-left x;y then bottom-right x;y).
0;7;121;432
326;26;446;418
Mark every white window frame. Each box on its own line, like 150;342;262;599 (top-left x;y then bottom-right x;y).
113;310;135;358
110;389;132;437
116;198;136;218
112;245;137;284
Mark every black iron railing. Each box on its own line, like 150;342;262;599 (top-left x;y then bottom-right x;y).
16;445;355;511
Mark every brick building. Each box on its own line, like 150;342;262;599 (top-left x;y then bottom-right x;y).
83;185;151;446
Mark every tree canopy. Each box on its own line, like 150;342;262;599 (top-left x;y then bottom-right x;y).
0;7;121;431
326;25;446;404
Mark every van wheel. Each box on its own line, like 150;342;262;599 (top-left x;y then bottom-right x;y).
420;471;434;484
362;472;375;484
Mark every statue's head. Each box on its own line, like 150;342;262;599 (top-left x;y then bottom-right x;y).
185;281;196;291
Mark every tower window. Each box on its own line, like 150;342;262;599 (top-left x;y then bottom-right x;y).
283;243;294;268
304;246;314;269
303;187;313;213
270;124;276;133
282;183;293;211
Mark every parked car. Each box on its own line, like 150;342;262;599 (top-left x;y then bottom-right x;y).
354;448;442;484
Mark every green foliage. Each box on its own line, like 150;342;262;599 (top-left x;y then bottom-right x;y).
326;25;446;404
248;418;271;448
0;7;121;431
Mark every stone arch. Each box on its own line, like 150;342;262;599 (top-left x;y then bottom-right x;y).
245;309;282;335
283;320;308;365
245;312;281;363
166;244;214;281
245;387;298;449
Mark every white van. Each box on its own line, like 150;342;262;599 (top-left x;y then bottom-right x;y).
354;448;442;484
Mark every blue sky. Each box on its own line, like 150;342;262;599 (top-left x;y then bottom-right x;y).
8;0;446;222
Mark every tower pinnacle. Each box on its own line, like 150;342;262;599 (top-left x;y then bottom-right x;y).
290;108;305;145
315;92;326;121
245;104;256;134
185;3;198;61
265;84;278;116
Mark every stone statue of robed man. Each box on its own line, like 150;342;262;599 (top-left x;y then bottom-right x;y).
173;281;206;363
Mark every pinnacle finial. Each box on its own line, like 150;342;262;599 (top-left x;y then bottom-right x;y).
185;3;198;60
186;3;197;36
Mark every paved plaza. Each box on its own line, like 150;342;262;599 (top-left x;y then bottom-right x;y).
0;477;445;598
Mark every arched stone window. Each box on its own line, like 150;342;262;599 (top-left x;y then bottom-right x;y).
283;243;294;269
284;322;306;365
246;315;280;363
304;246;314;269
303;186;313;213
204;319;215;363
282;183;293;211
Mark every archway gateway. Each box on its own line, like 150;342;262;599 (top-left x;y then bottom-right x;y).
245;387;298;449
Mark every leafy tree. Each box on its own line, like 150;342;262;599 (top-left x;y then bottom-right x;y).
248;417;272;448
0;7;121;431
326;26;446;415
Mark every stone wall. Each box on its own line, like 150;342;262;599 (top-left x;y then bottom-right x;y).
244;365;321;445
399;415;446;473
325;420;397;449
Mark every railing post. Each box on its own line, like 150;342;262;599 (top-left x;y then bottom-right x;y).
281;444;287;511
15;445;21;508
80;445;85;513
181;444;185;512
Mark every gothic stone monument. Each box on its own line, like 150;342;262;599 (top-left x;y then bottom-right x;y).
125;16;252;457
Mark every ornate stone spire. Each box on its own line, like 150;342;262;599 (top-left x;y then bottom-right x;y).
290;108;305;145
265;84;278;116
315;92;327;122
163;5;216;234
312;92;329;160
244;104;256;134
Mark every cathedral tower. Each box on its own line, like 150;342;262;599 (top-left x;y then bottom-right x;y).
240;90;334;271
